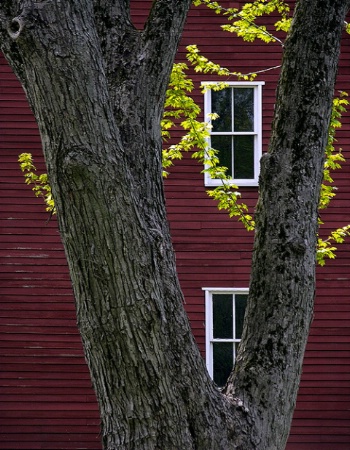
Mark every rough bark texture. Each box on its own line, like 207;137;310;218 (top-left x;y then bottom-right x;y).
224;1;350;449
0;0;349;449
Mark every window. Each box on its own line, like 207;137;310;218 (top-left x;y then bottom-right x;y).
203;82;264;186
204;288;248;387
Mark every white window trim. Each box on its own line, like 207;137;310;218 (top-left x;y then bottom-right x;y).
203;287;249;380
203;81;264;187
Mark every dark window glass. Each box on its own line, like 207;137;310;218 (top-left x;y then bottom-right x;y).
234;88;254;132
233;135;254;179
235;295;248;339
213;342;233;387
211;87;256;180
212;89;232;132
211;135;232;177
213;294;233;339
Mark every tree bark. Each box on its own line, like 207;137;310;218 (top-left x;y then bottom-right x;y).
225;1;350;449
0;0;349;449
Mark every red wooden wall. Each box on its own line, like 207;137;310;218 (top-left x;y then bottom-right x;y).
0;55;100;448
1;1;350;449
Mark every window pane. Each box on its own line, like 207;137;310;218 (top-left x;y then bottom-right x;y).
213;342;233;387
211;135;232;177
212;89;232;132
235;294;248;339
213;294;233;339
233;135;254;179
234;88;254;132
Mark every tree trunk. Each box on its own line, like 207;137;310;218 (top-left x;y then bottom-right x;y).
0;1;349;449
225;1;350;449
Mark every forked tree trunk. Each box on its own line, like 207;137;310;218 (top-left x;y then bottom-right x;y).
0;1;349;449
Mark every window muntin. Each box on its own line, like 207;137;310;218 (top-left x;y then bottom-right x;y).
203;82;264;186
204;288;248;387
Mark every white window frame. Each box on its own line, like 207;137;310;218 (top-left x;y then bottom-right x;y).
203;81;264;187
203;287;249;381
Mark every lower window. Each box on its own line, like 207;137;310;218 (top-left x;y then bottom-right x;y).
204;288;248;387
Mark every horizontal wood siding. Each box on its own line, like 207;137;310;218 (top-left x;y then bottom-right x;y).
0;1;350;448
0;53;101;449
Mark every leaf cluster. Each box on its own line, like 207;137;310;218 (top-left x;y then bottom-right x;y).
18;153;55;214
319;93;348;211
317;225;350;266
316;93;349;265
186;44;257;81
162;55;254;230
193;0;291;44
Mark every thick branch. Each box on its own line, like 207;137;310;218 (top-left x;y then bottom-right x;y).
143;0;192;93
91;0;193;220
94;0;192;123
225;1;350;449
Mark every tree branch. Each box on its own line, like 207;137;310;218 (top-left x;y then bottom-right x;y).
91;0;143;122
95;0;192;121
143;0;192;89
224;1;350;449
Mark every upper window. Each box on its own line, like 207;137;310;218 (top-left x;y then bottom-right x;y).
204;288;248;387
203;82;264;186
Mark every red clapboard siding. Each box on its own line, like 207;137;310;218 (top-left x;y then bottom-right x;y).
1;0;350;449
0;49;101;449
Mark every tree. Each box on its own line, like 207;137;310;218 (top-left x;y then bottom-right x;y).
0;0;349;448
